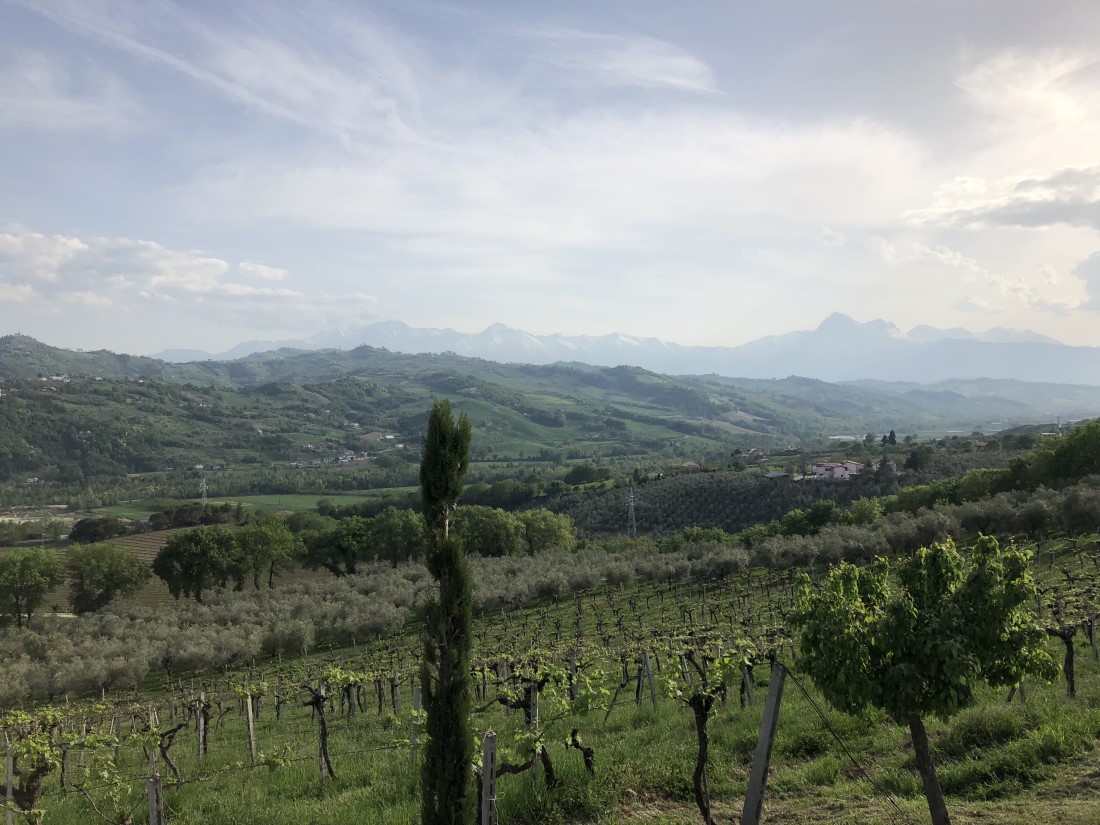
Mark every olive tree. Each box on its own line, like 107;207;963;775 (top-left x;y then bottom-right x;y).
792;536;1055;825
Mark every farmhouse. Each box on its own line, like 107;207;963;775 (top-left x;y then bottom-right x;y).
812;460;863;480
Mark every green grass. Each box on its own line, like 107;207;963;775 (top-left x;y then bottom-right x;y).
18;541;1100;824
91;502;164;519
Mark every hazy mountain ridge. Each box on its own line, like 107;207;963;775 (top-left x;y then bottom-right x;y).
152;314;1100;385
7;332;1100;430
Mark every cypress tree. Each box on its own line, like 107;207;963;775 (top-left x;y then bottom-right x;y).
419;400;474;825
420;398;471;538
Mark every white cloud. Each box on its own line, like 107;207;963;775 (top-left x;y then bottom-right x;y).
239;262;289;281
180;112;925;266
1074;251;1100;310
20;0;434;146
60;290;112;307
0;227;301;305
953;296;996;313
0;283;38;303
0;227;88;280
7;5;1100;348
909;167;1100;231
871;237;1087;316
910;242;989;283
956;50;1096;129
0;49;140;133
0;226;395;345
526;27;718;92
816;228;847;248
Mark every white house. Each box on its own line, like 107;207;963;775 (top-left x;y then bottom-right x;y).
812;460;864;480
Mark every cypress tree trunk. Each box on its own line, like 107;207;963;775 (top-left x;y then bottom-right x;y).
909;714;951;825
419;399;473;825
420;535;473;825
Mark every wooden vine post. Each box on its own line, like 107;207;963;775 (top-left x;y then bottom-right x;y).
5;739;13;825
146;749;165;825
146;705;166;825
481;731;497;825
740;661;787;825
411;681;421;759
245;691;257;764
196;690;206;767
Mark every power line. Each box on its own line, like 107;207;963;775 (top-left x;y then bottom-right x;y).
627;488;637;540
785;669;914;824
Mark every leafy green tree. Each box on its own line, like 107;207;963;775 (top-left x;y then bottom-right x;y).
904;445;934;471
0;547;63;627
956;468;1005;502
234;517;301;588
68;516;129;544
303;516;370;576
368;506;427;563
453;505;525;557
792;537;1055;825
1060;486;1100;535
515;508;577;554
1002;418;1100;490
846;497;883;526
419;400;474;825
151;525;237;603
66;542;150;614
563;463;611;486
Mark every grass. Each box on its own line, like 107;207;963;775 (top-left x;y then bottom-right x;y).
16;541;1100;824
25;588;1100;825
91;502;164;520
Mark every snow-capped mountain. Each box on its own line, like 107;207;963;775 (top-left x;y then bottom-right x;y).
154;314;1100;385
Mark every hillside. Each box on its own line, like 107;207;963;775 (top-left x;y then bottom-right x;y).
4;335;1100;496
0;368;747;486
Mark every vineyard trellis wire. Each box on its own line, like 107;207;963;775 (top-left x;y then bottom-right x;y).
3;536;1096;825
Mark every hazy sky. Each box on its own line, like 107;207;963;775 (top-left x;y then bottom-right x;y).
3;0;1100;354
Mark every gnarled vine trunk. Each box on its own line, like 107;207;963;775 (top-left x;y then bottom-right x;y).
688;694;716;825
1047;626;1077;698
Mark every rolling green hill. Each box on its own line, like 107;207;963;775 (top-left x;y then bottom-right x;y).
3;336;1098;497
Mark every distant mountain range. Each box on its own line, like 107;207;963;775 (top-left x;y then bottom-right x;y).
153;314;1100;385
7;327;1100;428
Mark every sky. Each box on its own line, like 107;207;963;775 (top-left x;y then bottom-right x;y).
3;0;1100;355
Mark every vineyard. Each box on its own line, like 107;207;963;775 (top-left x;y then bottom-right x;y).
546;471;910;538
6;534;1100;825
